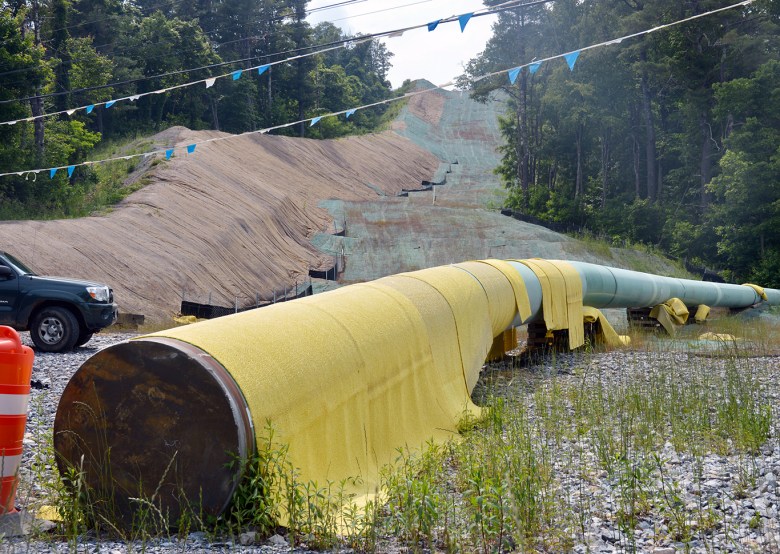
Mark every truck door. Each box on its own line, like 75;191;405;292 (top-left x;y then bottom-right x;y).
0;262;20;325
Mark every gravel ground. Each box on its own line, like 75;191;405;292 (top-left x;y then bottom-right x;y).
5;332;780;553
477;349;780;554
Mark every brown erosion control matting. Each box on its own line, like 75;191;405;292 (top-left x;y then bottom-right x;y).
1;127;439;321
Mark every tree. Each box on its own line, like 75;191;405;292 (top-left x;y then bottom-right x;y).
707;60;780;285
0;7;47;180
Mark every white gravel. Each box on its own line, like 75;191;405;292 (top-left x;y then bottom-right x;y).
7;332;780;553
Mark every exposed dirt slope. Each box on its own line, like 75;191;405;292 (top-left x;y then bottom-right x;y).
1;127;439;321
314;85;688;284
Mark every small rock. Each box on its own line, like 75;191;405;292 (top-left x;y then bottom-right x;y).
653;548;675;554
267;533;288;547
188;531;207;541
600;528;623;543
240;531;257;546
30;518;56;534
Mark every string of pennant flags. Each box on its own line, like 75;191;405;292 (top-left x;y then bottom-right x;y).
0;0;527;126
0;0;754;180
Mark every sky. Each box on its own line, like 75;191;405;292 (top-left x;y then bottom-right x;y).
306;0;498;89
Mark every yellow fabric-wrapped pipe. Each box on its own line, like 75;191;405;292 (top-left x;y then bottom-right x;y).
54;261;528;526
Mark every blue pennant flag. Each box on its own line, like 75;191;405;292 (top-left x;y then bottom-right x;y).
459;13;473;32
232;70;243;80
50;168;58;179
310;116;322;127
258;65;269;76
529;61;542;75
427;20;440;32
86;105;95;114
105;100;116;109
67;165;75;178
345;109;356;119
508;67;521;85
165;149;174;160
564;50;580;71
187;144;196;154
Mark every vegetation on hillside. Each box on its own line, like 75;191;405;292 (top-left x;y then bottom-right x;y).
0;0;395;218
460;0;780;286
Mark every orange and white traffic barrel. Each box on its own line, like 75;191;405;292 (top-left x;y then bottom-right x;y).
0;327;34;514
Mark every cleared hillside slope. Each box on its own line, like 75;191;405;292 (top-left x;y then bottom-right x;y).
312;84;686;284
1;127;439;321
2;87;688;325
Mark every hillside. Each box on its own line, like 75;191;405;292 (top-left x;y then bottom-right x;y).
1;127;438;321
1;86;687;324
312;84;686;284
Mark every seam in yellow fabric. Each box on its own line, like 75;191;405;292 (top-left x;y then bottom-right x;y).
476;259;532;323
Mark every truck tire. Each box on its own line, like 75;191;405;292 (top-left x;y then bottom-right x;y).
30;307;80;353
75;330;94;347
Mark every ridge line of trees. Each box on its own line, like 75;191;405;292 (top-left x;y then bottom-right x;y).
462;0;780;286
0;0;395;218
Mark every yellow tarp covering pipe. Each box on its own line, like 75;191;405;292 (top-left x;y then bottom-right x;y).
519;259;585;349
53;258;780;529
583;306;631;347
743;283;768;302
650;298;690;335
695;304;711;323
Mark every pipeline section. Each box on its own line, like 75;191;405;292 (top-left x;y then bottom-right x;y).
53;259;779;527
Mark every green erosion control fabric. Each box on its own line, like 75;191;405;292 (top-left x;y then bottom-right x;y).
146;261;525;519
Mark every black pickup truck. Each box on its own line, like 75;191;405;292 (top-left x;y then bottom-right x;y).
0;251;118;352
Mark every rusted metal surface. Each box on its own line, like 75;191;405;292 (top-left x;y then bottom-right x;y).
53;338;253;528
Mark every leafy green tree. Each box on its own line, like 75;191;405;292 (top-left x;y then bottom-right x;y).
67;36;114;132
471;0;780;275
0;7;47;194
46;0;72;112
707;60;780;285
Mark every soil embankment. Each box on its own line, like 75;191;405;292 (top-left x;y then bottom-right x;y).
1;127;439;321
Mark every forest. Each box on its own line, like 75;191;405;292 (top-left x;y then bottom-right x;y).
0;0;394;217
463;0;780;286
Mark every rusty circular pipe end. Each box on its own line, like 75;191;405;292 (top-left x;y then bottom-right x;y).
53;337;254;529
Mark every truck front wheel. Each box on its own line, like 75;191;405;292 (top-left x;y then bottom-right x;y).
30;307;80;353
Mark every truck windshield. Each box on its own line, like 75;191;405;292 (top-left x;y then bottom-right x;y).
3;253;36;275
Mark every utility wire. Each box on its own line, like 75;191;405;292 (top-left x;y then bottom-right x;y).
0;0;521;111
0;0;379;77
0;0;755;178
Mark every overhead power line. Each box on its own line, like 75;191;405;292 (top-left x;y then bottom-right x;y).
0;0;755;179
0;0;525;113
